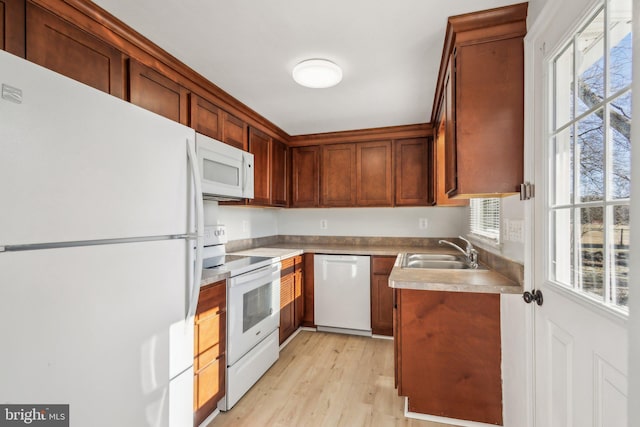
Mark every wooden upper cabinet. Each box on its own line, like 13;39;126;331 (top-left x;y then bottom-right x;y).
221;112;248;150
129;59;188;125
291;146;320;208
454;38;524;196
321;143;356;207
190;94;222;140
25;3;124;98
394;138;430;206
356;141;393;206
248;127;271;206
435;115;467;207
443;60;458;196
1;0;25;56
271;138;288;207
435;3;526;198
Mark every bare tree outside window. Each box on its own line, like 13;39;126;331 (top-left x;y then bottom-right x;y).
550;0;631;309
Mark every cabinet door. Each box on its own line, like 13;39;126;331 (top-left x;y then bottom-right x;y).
26;3;124;98
435;93;467;206
356;141;393;206
394;138;429;206
248;127;271;205
271;138;288;207
194;280;226;426
444;57;458;196
293;256;304;329
221;111;247;150
321;143;356;207
279;273;296;344
190;94;222;140
1;0;25;56
194;355;225;425
371;256;395;336
455;38;524;196
399;289;502;425
129;59;188;124
301;253;315;327
291;146;320;207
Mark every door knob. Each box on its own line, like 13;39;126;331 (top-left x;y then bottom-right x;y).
523;289;543;306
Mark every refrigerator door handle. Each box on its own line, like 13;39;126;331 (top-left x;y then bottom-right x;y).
186;138;204;321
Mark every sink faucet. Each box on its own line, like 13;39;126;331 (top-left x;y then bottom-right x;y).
438;236;479;268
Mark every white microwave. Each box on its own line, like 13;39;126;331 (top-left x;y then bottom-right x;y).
195;133;254;200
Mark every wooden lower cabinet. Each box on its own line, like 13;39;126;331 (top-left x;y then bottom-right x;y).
279;255;304;344
370;256;395;336
395;289;502;425
194;280;226;426
301;253;315;327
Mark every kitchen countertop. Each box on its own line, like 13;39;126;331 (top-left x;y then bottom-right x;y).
202;242;522;294
388;260;522;294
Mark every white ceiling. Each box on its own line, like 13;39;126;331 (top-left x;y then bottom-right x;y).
93;0;524;136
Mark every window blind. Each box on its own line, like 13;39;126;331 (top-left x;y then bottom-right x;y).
469;198;501;242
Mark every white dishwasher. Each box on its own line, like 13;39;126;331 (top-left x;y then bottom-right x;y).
314;254;371;334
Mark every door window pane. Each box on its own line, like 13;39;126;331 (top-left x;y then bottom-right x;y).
577;109;605;202
551;209;574;287
578;206;604;299
608;0;632;95
610;205;629;305
554;44;575;129
610;90;631;199
553;127;574;205
576;9;605;116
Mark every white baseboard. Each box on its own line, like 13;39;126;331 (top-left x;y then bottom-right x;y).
372;334;393;340
404;398;502;427
316;325;372;337
198;408;220;427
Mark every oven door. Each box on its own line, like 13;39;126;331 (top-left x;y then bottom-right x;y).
227;263;280;365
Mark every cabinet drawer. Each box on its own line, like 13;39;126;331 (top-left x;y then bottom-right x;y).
196;280;226;317
194;312;226;371
372;256;396;274
281;255;303;276
194;354;225;424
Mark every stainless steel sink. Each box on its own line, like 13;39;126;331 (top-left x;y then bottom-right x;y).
406;253;466;262
400;253;487;270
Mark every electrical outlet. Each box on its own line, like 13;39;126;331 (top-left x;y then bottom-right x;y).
507;219;524;242
320;219;328;230
419;218;428;230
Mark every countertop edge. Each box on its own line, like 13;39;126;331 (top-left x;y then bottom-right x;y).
207;244;523;295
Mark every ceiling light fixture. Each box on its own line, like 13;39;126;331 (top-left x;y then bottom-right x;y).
292;59;343;89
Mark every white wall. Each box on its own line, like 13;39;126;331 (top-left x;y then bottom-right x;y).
205;203;468;241
204;202;278;241
277;206;466;237
628;1;639;425
464;195;526;264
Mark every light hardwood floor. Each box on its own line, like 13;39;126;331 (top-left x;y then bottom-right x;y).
207;330;455;427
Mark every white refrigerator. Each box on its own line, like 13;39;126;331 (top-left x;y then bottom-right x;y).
0;51;204;426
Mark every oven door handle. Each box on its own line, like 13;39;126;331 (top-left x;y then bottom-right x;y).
228;263;280;288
